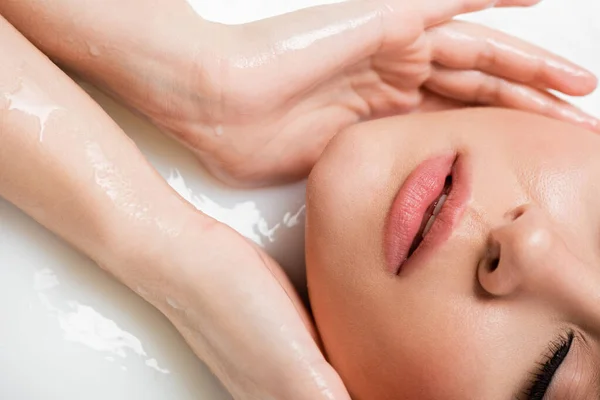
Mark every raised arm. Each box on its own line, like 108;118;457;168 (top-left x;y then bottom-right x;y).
0;16;347;400
4;0;593;188
0;13;197;273
0;0;214;116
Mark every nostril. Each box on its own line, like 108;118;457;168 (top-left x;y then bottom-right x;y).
507;205;528;222
488;257;500;272
482;239;501;273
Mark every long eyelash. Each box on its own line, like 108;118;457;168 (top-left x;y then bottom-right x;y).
521;331;575;400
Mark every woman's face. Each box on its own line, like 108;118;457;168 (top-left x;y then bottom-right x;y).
305;109;600;400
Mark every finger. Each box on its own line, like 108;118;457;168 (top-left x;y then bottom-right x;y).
495;0;541;5
239;0;541;104
235;1;407;104
426;66;600;132
408;0;542;26
427;20;597;96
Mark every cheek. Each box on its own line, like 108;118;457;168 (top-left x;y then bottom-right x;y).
312;268;481;399
520;147;600;263
314;264;552;400
531;164;589;222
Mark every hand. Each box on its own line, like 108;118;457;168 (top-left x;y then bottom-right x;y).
141;0;598;186
0;14;343;400
152;221;349;400
3;0;596;187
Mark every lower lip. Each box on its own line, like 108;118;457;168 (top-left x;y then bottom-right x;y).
384;153;470;274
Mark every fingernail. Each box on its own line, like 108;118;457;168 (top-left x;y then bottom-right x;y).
579;115;600;132
589;119;600;133
557;107;600;132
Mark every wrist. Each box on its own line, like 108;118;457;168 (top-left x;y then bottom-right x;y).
98;205;227;304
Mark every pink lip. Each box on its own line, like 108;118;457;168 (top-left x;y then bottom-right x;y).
384;153;470;274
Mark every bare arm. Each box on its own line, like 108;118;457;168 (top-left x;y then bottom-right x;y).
0;16;344;400
0;14;200;278
3;0;594;189
0;0;218;121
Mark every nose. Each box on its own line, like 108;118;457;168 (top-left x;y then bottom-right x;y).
477;205;554;297
477;205;600;331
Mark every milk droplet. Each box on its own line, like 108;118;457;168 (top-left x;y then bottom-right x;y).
4;81;61;142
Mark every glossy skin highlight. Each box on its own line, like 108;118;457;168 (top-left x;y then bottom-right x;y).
306;108;600;399
1;0;598;186
0;1;599;400
0;16;321;400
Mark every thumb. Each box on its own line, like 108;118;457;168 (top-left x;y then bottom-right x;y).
412;0;542;27
226;0;541;103
230;1;410;101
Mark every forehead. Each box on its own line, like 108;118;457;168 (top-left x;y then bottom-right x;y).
379;108;596;148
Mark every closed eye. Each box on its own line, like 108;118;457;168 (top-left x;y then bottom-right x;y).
519;331;574;400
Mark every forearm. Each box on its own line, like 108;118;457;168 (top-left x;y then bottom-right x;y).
0;16;205;291
0;0;220;119
0;21;306;396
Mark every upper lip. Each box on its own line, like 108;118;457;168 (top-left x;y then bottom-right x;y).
384;152;470;274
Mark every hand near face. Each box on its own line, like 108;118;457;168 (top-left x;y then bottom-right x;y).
4;0;594;187
162;224;350;400
171;0;598;186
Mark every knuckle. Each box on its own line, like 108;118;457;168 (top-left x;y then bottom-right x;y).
476;39;498;71
474;74;501;104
